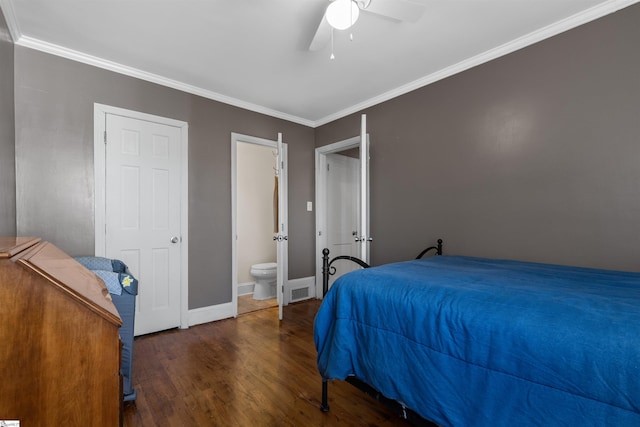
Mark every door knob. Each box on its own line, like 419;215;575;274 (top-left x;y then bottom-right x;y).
171;236;179;243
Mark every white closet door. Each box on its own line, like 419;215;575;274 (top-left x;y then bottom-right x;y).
105;113;182;336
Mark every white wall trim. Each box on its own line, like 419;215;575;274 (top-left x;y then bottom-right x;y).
312;0;640;126
11;35;314;128
188;276;316;328
0;0;21;42
286;276;316;304
188;303;234;327
237;282;255;297
237;276;317;305
2;0;637;128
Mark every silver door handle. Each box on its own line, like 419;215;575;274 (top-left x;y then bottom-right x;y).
171;236;179;243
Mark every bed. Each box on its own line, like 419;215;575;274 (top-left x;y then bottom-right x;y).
314;240;640;426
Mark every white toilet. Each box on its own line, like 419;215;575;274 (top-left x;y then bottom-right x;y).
250;262;277;300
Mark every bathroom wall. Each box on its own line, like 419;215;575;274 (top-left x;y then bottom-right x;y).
237;142;277;284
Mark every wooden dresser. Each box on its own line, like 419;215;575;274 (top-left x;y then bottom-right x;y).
0;237;123;426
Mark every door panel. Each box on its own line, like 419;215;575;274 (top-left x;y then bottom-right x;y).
359;116;370;264
326;153;360;287
276;134;287;320
105;113;182;336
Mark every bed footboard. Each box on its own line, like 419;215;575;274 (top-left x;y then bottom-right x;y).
321;249;372;298
319;239;443;419
320;249;373;412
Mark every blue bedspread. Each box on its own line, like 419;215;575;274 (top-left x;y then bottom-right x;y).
314;256;640;426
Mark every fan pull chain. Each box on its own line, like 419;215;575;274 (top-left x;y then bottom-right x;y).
349;1;354;42
330;28;335;60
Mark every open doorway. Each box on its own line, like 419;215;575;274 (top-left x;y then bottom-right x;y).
315;133;369;297
237;141;278;314
231;133;288;318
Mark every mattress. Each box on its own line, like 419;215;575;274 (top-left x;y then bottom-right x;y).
314;255;640;426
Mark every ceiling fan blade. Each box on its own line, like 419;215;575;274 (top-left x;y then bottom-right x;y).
309;15;332;51
363;0;425;23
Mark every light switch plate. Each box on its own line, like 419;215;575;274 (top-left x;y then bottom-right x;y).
307;201;313;212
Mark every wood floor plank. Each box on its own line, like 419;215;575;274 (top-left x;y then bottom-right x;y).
123;299;411;426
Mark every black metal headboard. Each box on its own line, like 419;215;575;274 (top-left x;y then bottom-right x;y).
321;239;444;297
415;239;443;260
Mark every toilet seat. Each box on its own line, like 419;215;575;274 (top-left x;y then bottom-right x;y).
252;262;277;271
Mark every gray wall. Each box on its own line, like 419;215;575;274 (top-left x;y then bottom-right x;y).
316;4;640;272
6;2;640;317
14;48;315;308
0;9;16;235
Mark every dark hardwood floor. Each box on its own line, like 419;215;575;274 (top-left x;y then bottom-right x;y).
237;294;277;315
123;299;412;426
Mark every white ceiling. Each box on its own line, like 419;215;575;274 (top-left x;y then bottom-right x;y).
1;0;637;127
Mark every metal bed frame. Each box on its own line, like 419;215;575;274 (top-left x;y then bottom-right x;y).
319;239;443;426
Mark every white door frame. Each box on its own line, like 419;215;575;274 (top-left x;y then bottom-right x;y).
231;132;288;318
94;103;189;329
315;135;366;298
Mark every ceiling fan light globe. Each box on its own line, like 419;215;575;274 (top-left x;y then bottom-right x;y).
326;0;360;30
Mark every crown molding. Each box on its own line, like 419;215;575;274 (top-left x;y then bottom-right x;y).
15;36;315;127
0;0;22;42
2;0;638;128
312;0;640;127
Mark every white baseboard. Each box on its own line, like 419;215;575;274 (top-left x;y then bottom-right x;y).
188;302;234;327
186;276;316;327
237;281;255;296
286;276;315;304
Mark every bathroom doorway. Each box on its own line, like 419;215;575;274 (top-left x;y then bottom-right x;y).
231;133;288;318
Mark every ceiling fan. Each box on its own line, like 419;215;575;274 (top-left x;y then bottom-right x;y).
309;0;426;51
